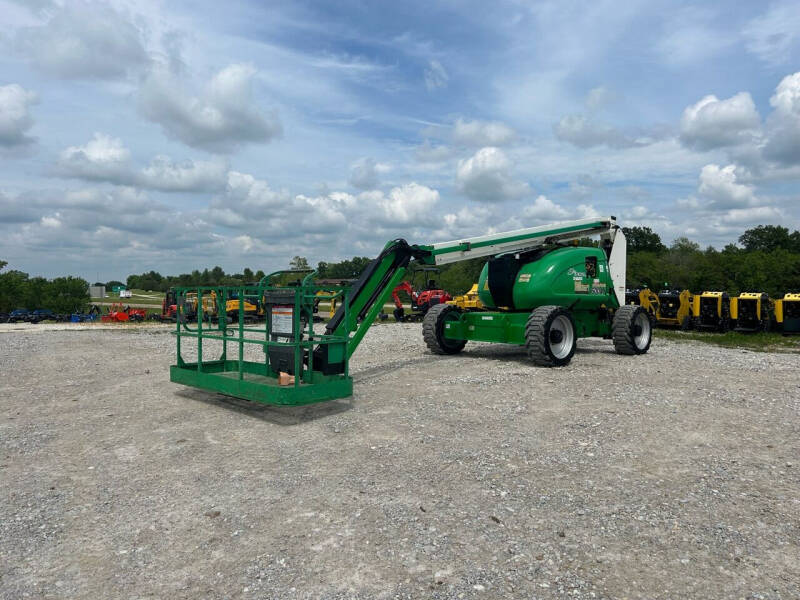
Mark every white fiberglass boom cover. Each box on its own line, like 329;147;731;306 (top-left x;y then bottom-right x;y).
606;227;626;306
429;216;619;265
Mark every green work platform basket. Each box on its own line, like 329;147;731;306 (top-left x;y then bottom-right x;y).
169;273;353;406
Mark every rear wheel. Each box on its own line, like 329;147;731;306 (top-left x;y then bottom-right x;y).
525;306;577;367
423;304;466;355
393;307;405;322
613;305;652;355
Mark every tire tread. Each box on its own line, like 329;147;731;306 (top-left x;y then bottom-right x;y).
423;304;466;355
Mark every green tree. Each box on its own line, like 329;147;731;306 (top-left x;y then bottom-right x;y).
47;276;90;313
290;256;310;270
0;268;31;312
211;266;225;283
622;226;666;253
739;225;793;252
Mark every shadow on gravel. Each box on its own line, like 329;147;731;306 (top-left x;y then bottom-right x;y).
460;343;614;366
173;388;352;425
352;356;433;382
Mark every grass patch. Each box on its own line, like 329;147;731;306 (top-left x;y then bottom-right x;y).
655;328;800;352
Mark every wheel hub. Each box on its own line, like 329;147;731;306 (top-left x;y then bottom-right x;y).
549;330;564;344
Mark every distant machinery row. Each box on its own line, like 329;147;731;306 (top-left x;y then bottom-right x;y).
624;289;800;334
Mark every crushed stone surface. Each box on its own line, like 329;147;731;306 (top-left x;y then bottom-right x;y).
1;324;799;599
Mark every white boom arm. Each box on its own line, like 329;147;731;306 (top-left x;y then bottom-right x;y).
423;216;626;304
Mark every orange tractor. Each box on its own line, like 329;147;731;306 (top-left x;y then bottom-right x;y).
101;303;147;323
391;268;452;321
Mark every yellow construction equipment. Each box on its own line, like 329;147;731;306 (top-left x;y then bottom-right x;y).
656;289;693;329
731;292;772;332
447;283;484;311
692;291;731;332
625;288;659;324
775;293;800;335
185;290;219;321
225;292;262;321
314;289;341;320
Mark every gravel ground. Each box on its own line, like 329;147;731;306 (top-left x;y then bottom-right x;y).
1;324;799;599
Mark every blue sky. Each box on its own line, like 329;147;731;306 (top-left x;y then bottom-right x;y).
1;0;799;281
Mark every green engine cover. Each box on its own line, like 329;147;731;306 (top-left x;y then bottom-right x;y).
477;246;618;311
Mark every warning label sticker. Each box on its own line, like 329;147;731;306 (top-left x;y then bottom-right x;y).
271;306;293;335
518;273;531;283
574;282;589;294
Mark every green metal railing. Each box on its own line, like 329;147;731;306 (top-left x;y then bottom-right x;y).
169;279;354;405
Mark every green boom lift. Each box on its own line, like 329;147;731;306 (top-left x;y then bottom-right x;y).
170;216;651;406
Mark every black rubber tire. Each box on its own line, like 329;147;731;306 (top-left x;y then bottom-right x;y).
423;304;466;355
393;307;405;322
525;305;577;367
613;305;652;355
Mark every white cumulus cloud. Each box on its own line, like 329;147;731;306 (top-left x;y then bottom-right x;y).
375;183;439;225
139;63;282;153
698;164;759;208
452;118;516;147
553;114;643;149
763;72;800;166
456;147;529;202
15;1;148;79
57;133;229;192
348;157;390;190
0;84;38;149
679;92;761;150
521;195;569;221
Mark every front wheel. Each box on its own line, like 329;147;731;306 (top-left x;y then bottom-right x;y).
423;304;466;355
525;306;577;367
613;305;652;355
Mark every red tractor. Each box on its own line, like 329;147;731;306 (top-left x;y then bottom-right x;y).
150;289;177;322
391;269;452;322
101;303;130;323
101;303;147;323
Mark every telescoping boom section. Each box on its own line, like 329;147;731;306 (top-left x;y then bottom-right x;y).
171;216;649;406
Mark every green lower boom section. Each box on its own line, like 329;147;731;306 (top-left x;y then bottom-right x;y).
443;310;612;344
170;360;353;406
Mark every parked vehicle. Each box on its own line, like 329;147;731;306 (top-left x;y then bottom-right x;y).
8;308;31;323
30;309;57;323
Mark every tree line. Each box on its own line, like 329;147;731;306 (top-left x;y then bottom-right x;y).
625;225;800;299
0;261;90;313
125;267;269;293
7;224;795;312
